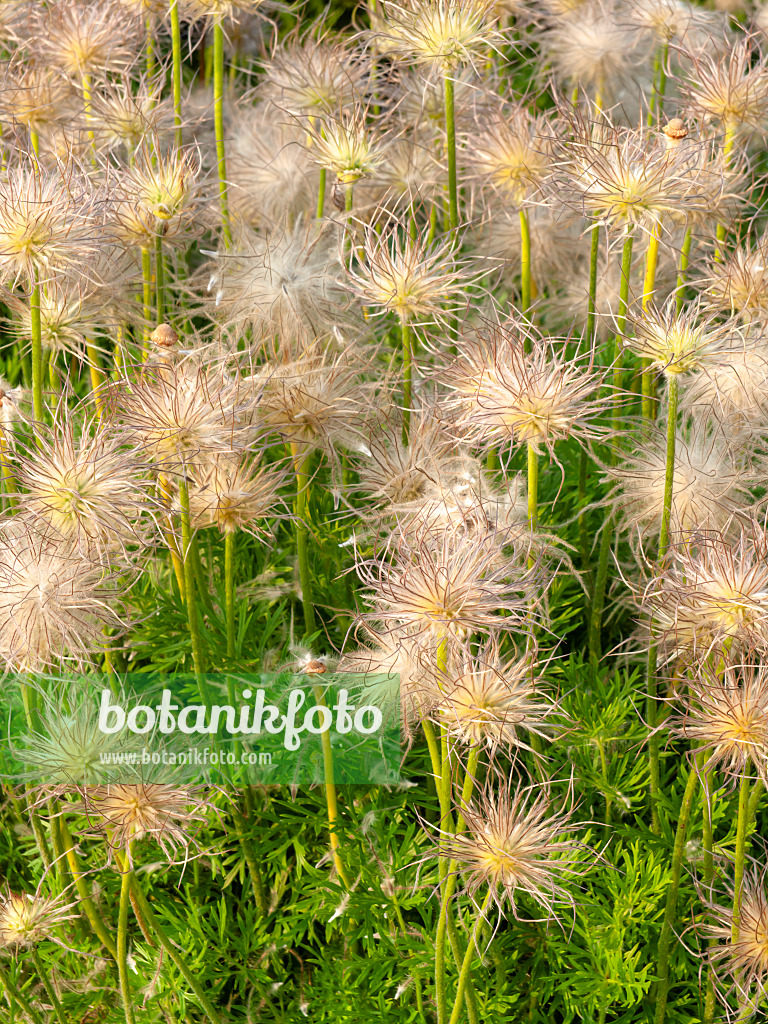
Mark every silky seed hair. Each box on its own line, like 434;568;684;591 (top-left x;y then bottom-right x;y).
704;871;768;1016
446;316;605;458
446;781;579;919
623;296;738;378
375;0;506;72
673;659;768;783
0;890;78;949
641;525;768;662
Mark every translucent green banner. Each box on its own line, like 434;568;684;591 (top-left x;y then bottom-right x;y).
1;671;402;787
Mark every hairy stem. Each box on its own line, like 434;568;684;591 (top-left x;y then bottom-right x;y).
213;18;231;246
313;682;352;889
155;230;165;324
444;74;458;238
654;760;700;1024
291;444;316;639
30;276;43;437
0;961;45;1024
170;0;183;148
519;207;531;316
60;821;118;959
448;889;493;1024
733;767;751;943
641;223;661;421
118;847;137;1024
178;476;206;682
30;947;66;1024
676;226;693;316
402;318;413;445
225;530;235;660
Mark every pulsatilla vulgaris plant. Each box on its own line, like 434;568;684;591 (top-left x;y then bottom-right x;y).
4;2;768;1024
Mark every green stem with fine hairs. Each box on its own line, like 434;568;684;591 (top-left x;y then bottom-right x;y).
653;759;700;1024
313;681;352;889
291;444;316;639
519;207;531;315
448;889;493;1024
641;223;661;422
170;0;183;149
715;121;736;257
213;18;231;247
30;276;43;438
527;440;538;573
401;318;413;445
120;852;225;1024
230;802;268;916
733;766;751;943
86;341;105;419
0;962;45;1024
316;167;326;218
178;476;206;684
700;757;716;1024
118;846;137;1024
145;15;156;83
60;820;118;959
647;43;669;125
30;947;66;1024
444;74;459;238
589;230;634;660
79;72;94;146
225;530;236;660
155;231;165;324
141;247;153;360
657;373;679;562
676;226;693;315
435;745;481;1024
647;373;680;836
612;231;635;439
579;221;600;580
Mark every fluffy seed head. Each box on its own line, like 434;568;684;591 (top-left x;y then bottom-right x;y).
643;525;768;660
685;36;768;133
447;318;605;456
435;641;553;750
702;234;768;322
682;332;768;432
624;297;736;377
188;453;289;535
0;891;77;949
306;107;383;184
0;526;124;672
673;660;768;780
470;104;555;206
705;872;768;1015
259;37;370;116
32;0;141;77
345;223;471;325
17;420;149;555
604;425;750;538
447;783;578;917
376;0;504;71
79;783;208;859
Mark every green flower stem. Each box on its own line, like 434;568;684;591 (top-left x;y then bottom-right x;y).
658;374;679;561
589;230;634;660
580;221;600;581
401;318;413;445
225;530;235;660
313;682;352;889
118;846;136;1024
435;745;481;1024
646;372;680;835
230;802;268;916
641;223;661;422
30;947;66;1024
145;14;156;83
647;43;669;125
170;0;183;149
732;766;751;943
86;341;105;419
527;440;538;528
0;961;45;1024
612;231;635;438
519;207;531;316
60;821;118;959
716;121;736;256
448;889;493;1024
290;444;316;639
654;759;700;1024
316;167;326;219
155;231;165;324
0;425;16;506
79;72;94;146
141;247;153;360
30;129;39;160
699;756;716;1024
30;275;43;438
213;18;231;246
444;74;458;238
122;854;225;1024
178;476;206;683
676;226;693;315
